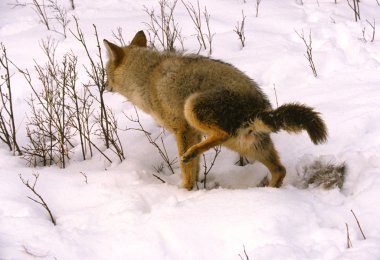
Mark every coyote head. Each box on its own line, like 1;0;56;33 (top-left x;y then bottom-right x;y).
103;31;147;91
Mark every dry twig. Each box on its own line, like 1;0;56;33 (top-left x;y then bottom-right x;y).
238;245;250;260
346;0;360;22
19;173;56;225
234;10;246;48
295;29;318;77
346;223;353;248
351;209;366;240
0;43;22;155
202;145;221;189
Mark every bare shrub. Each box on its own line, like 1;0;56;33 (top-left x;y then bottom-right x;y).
295;29;318;77
0;43;22;155
71;17;125;162
31;0;51;30
18;39;75;167
234;10;246;48
94;107;125;162
143;0;184;52
12;0;71;38
112;27;127;46
49;0;71;38
347;0;360;22
201;145;221;189
181;0;214;55
65;60;94;161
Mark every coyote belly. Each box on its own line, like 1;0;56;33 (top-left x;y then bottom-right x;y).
104;31;328;190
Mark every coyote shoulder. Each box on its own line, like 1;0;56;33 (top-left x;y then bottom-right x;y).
104;31;327;190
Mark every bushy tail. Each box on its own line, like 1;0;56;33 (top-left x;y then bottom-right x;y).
257;103;328;144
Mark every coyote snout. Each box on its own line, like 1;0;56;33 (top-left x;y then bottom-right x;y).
104;31;327;190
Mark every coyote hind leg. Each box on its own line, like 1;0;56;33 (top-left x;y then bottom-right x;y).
258;142;286;188
181;129;228;163
244;136;286;188
182;93;229;164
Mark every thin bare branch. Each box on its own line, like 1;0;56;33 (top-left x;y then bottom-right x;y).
295;29;318;77
351;209;366;240
346;223;353;248
19;173;56;225
234;10;246;48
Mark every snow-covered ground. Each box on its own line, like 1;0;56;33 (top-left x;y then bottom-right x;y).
1;0;380;259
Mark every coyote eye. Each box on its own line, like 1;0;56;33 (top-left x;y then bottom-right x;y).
248;129;253;134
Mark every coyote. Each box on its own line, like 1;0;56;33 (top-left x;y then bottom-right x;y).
104;31;327;190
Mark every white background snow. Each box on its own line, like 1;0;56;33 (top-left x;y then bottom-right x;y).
1;0;380;259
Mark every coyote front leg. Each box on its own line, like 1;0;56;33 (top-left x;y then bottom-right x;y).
175;130;201;190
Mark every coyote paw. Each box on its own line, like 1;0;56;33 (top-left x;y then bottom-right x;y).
181;152;196;163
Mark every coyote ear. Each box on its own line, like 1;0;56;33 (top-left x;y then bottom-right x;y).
103;39;124;64
130;30;147;47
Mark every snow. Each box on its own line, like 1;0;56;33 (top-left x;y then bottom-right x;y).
1;0;380;259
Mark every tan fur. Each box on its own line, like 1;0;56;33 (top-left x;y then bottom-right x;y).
104;31;327;190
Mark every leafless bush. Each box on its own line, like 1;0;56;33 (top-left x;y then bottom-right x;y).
143;0;184;52
31;0;51;30
295;29;318;77
181;0;214;55
71;17;125;162
94;107;125;162
15;37;116;166
362;19;376;43
13;0;71;38
19;173;56;225
0;43;22;155
234;10;246;48
66;61;89;160
17;39;75;167
49;0;71;38
125;106;177;174
112;27;127;46
347;0;360;22
64;55;100;162
201;145;221;189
